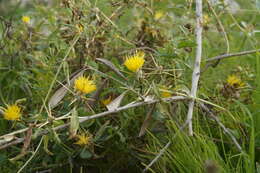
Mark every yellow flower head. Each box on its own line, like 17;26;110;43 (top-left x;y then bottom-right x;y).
203;14;210;25
101;96;113;106
124;51;145;72
74;76;96;94
76;23;84;33
3;105;21;121
226;75;244;87
160;86;172;98
75;133;92;146
154;11;164;20
22;16;30;24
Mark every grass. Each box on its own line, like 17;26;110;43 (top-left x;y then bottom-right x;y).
0;0;259;172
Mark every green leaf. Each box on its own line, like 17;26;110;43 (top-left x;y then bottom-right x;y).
80;149;92;159
177;40;196;48
0;154;7;164
70;107;79;138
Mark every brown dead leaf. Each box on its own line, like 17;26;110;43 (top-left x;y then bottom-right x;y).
138;103;156;137
10;125;33;161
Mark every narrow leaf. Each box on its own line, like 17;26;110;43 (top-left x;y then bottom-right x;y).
69;107;79;138
96;58;127;80
43;135;53;155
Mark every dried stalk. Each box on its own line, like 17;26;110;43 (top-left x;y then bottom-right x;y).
138;103;156;137
206;0;229;53
206;49;260;62
186;0;203;136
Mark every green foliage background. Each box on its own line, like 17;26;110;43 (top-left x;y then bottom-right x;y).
0;0;260;172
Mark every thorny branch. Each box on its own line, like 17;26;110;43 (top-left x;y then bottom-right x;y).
186;0;203;136
0;96;186;150
206;49;260;62
202;48;260;72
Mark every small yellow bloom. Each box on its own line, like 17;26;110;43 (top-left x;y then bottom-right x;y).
101;96;113;106
75;133;92;146
226;75;244;87
160;86;172;98
22;16;30;24
203;14;210;25
124;51;145;72
154;11;164;20
74;76;96;94
76;23;84;33
3;105;21;121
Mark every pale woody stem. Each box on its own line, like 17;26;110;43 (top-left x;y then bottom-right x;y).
186;0;203;136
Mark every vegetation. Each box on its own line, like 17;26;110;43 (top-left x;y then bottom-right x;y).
0;0;259;172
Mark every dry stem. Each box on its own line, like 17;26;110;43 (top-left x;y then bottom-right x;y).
186;0;203;136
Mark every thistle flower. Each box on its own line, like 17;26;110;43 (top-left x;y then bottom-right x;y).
75;133;92;146
74;76;96;94
226;75;244;87
154;11;164;20
124;51;145;72
203;14;210;25
3;105;21;121
22;16;30;24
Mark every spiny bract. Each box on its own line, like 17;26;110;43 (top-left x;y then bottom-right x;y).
75;133;92;146
74;76;96;94
124;51;145;72
3;105;21;121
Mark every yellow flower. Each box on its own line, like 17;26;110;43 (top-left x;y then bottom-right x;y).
74;76;96;94
226;75;244;87
101;96;113;106
124;51;145;72
76;23;84;33
154;11;164;20
203;14;210;25
75;133;92;146
3;105;21;121
22;16;30;24
160;86;172;98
